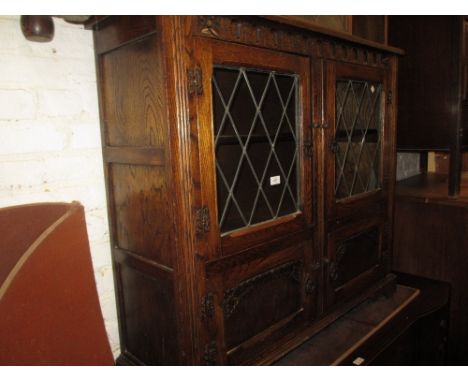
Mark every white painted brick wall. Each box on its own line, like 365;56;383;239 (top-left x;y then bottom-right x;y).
0;16;119;358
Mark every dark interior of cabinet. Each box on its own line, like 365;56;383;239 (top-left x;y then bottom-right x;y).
335;79;382;199
212;66;300;233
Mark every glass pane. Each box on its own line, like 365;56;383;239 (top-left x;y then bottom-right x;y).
335;79;382;199
212;66;300;234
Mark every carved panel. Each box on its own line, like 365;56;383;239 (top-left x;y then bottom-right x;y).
222;260;302;319
222;260;304;349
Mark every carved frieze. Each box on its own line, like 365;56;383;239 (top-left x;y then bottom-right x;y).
193;16;388;67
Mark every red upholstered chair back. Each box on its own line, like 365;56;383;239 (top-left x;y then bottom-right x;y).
0;202;114;365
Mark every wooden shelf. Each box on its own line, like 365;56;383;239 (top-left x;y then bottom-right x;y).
396;172;468;206
274;273;450;365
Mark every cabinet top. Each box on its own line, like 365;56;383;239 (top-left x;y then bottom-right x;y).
86;15;404;56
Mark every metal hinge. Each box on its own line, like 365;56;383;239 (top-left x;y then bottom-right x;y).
188;67;203;96
305;275;317;295
201;293;214;320
387;90;393;105
303;139;313;157
195;206;210;235
330;140;339;153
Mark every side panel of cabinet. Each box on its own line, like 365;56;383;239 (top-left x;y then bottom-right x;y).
94;17;180;365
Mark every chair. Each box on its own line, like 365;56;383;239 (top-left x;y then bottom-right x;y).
0;202;114;365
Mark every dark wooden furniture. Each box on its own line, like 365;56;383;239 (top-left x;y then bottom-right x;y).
275;273;450;365
394;173;468;365
388;16;468;196
88;16;400;365
0;202;114;365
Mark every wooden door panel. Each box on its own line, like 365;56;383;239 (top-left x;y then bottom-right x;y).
222;258;304;349
205;239;318;364
325;219;385;308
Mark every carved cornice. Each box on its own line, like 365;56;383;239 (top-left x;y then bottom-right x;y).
193;16;388;68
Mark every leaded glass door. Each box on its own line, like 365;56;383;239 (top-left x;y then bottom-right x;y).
195;39;313;258
325;62;387;221
334;78;382;200
213;66;300;234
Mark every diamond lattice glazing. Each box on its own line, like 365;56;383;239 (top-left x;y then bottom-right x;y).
212;66;300;233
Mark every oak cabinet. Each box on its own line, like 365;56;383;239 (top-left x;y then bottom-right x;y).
89;15;399;365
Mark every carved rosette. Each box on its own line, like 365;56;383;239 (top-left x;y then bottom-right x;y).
195;206;210;235
201;293;214;321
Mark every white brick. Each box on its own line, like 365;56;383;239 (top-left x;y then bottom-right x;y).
0;120;69;154
88;240;112;270
95;266;115;298
77;82;100;118
0;150;103;189
37;89;83;118
0;17;34;57
68;122;103;149
85;208;111;244
0;55;96;90
0;89;36;120
0;18;93;60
